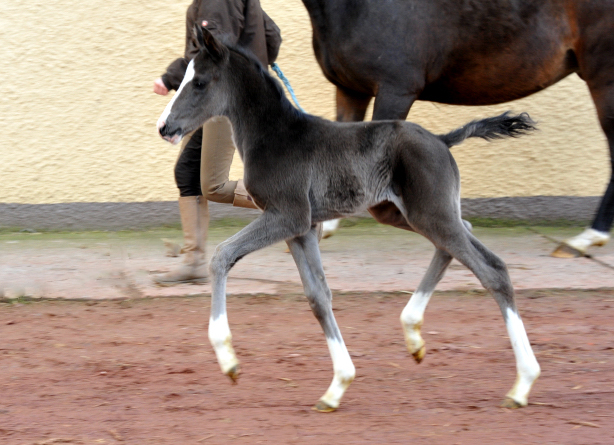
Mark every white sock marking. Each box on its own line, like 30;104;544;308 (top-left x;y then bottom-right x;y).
208;313;238;374
321;219;340;239
565;228;610;252
505;308;540;406
400;291;431;353
320;337;355;409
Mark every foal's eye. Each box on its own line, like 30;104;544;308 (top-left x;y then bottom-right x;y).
193;80;207;89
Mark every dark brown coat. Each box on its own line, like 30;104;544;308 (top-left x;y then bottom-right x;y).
301;0;614;235
162;0;281;91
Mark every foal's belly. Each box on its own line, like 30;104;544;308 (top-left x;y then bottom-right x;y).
311;170;390;222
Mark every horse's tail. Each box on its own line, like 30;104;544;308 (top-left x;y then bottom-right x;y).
438;112;536;148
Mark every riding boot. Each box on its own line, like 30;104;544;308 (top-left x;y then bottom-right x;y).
233;179;259;209
154;196;209;286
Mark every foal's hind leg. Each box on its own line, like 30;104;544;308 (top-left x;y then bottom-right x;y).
401;222;473;362
369;202;458;363
401;248;453;363
208;212;309;382
429;223;540;407
286;226;355;412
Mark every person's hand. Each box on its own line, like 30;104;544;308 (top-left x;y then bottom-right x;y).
153;78;169;96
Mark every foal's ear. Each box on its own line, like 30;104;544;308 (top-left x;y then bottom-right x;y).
193;24;228;63
193;23;206;48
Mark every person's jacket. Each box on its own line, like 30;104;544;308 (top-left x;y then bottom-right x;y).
161;0;282;91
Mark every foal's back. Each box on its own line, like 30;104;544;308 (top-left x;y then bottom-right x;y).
304;119;456;221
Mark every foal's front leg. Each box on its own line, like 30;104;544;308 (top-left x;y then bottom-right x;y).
208;213;303;382
286;226;355;412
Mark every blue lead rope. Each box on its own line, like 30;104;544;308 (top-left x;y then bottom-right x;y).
271;62;306;113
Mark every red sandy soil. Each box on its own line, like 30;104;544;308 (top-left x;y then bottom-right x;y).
1;289;613;444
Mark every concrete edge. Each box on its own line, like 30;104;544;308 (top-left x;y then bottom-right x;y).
2;287;612;303
0;201;260;231
0;196;600;231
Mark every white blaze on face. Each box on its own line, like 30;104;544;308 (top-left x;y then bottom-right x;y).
157;59;196;139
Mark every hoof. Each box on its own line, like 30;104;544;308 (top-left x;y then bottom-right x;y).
412;345;426;364
501;398;524;409
551;243;583;259
226;365;240;384
312;400;337;413
321;220;340;240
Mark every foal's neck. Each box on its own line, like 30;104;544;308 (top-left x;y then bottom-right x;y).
226;66;309;156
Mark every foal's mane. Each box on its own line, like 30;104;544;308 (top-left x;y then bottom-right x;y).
224;44;309;120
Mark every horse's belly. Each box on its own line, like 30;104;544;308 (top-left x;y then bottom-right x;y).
422;41;577;105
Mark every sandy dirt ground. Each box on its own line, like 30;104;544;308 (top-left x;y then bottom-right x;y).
2;290;613;445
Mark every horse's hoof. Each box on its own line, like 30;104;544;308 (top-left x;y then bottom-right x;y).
412;345;426;364
501;398;524;409
226;365;240;384
550;243;584;258
312;400;337;413
321;220;340;239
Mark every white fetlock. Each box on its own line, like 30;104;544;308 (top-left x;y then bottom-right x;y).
504;372;538;408
504;309;540;408
316;338;355;412
400;295;428;363
322;219;340;239
564;228;610;253
401;319;426;362
209;315;239;379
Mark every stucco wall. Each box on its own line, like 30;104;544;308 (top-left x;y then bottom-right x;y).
0;0;609;206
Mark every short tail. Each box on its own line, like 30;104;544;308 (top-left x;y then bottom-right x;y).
438;111;537;148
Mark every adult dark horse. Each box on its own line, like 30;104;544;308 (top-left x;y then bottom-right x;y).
302;0;614;257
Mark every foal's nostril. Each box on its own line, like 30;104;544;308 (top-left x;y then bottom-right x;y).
159;123;167;137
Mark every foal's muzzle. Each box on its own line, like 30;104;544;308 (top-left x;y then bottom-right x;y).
158;121;183;145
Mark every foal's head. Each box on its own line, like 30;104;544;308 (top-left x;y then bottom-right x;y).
157;26;235;144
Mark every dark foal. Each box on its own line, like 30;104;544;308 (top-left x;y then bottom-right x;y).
157;27;540;412
302;0;614;257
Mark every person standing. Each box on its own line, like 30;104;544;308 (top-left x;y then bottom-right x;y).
153;0;282;285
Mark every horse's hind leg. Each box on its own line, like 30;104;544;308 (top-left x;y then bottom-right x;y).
552;73;614;256
424;222;540;407
369;202;462;363
589;73;614;235
286;226;355;412
336;86;371;122
401;248;453;363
